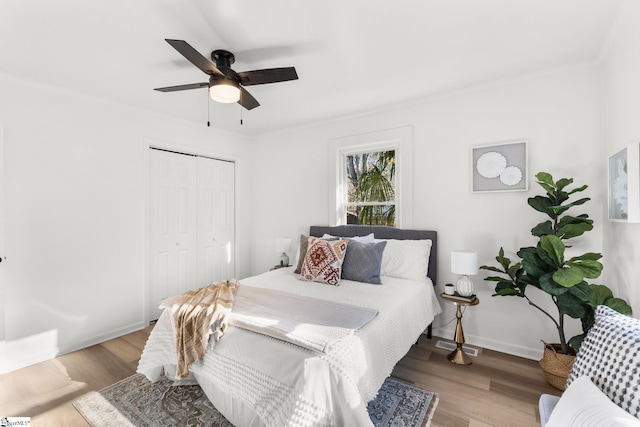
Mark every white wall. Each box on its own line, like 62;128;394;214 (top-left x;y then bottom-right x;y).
0;72;254;373
602;1;640;316
5;6;640;371
251;65;604;359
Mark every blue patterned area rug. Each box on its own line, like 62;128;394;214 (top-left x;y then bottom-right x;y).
73;373;438;427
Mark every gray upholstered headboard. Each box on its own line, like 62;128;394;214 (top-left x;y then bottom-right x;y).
309;225;437;286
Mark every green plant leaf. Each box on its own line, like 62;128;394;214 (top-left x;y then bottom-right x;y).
604;298;633;315
531;221;553;237
567;184;588;196
528;196;555;217
557;214;590;227
589;284;613;305
535;172;554;187
496;247;511;270
480;265;505;273
507;263;522;278
555;178;574;191
493;289;521;296
484;276;512;283
535;243;558;269
540;235;565;267
539;273;568;295
568;334;585;353
552;266;585;287
549;197;590;216
565;259;602;279
556;292;587;319
570;252;602;261
557;223;593;239
520;249;547;278
567;281;593;302
555;216;593;239
494;281;521;296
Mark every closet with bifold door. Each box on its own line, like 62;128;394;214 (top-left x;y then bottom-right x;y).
148;147;235;321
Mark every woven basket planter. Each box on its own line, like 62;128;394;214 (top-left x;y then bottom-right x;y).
538;343;576;390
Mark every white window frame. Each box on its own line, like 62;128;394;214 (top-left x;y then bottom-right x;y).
328;126;413;227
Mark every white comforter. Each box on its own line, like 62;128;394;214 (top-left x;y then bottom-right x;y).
138;267;441;427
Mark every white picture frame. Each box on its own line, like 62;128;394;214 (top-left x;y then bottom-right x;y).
608;142;640;223
472;140;528;193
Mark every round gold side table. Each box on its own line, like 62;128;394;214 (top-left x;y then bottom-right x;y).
441;293;479;365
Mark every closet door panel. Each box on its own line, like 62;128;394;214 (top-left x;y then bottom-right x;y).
197;157;235;285
149;150;197;321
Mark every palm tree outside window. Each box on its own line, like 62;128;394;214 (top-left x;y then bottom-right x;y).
345;150;396;226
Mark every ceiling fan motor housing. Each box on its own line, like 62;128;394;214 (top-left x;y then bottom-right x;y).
211;49;235;68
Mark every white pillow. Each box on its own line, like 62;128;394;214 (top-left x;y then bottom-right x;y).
380;239;431;281
546;376;640;427
321;233;375;243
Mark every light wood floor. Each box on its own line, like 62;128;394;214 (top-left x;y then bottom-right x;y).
0;326;560;427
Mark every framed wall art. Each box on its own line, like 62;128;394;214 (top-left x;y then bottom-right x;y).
608;142;640;223
472;140;528;193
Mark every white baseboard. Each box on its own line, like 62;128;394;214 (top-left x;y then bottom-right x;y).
0;321;147;374
432;326;543;361
0;329;59;374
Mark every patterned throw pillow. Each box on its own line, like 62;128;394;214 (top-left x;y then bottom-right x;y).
300;237;348;286
567;305;640;417
294;234;339;274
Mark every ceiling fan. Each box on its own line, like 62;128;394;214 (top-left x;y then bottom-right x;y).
154;39;298;110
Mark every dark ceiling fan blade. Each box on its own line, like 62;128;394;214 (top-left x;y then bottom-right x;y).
165;39;224;77
154;82;209;92
236;67;298;86
238;87;260;110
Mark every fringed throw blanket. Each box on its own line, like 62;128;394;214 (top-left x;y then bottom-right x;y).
164;279;239;379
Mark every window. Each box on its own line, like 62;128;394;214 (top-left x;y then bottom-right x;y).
329;127;413;227
345;150;396;225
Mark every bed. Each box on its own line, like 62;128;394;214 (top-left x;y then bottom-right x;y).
138;225;442;427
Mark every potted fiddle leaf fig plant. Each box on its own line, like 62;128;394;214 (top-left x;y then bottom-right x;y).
481;172;632;390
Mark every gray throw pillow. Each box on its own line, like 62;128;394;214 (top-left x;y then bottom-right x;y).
341;240;387;284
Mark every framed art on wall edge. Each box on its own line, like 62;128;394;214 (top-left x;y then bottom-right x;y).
608;142;640;223
472;140;528;193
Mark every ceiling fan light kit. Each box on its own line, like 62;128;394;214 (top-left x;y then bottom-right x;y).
155;39;298;114
209;78;241;103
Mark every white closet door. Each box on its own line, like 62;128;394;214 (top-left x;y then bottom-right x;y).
149;149;198;321
0;123;4;341
197;157;235;285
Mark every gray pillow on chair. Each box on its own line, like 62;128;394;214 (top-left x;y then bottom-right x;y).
566;305;640;418
341;240;387;284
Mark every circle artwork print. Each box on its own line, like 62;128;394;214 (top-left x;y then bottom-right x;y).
476;152;507;178
500;166;523;186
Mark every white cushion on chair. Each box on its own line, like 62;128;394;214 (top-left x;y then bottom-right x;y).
546;376;640;426
539;394;560;426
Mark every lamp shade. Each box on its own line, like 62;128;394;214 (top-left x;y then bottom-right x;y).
451;250;478;275
275;238;292;254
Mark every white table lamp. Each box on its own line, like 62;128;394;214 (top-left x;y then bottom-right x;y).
451;250;478;297
275;238;292;266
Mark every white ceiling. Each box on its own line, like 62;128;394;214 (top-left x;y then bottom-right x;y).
0;0;626;136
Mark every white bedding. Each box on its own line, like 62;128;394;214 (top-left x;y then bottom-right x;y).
138;267;441;427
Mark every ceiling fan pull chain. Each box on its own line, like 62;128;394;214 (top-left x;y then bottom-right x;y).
240;91;244;125
207;91;211;127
